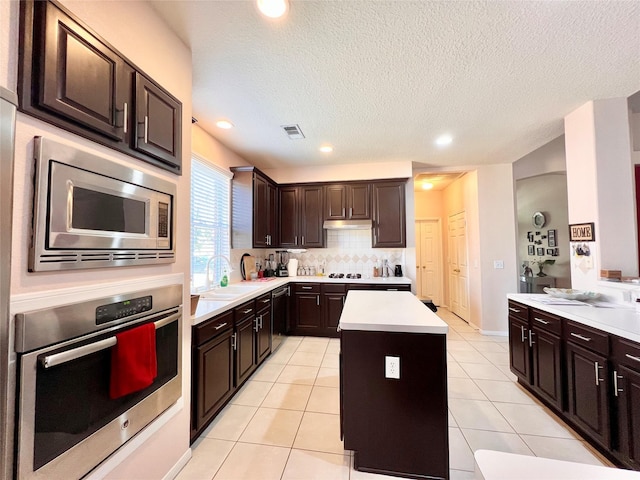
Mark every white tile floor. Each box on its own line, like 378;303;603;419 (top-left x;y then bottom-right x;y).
176;308;611;480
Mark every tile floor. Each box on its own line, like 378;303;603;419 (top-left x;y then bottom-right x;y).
176;308;611;480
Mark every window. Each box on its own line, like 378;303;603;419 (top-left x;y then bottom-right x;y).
190;155;232;290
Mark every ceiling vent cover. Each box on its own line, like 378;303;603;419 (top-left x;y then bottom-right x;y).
281;124;305;140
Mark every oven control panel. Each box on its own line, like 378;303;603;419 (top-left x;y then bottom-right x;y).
96;295;153;324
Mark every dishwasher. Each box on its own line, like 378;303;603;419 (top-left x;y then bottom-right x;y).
271;285;290;353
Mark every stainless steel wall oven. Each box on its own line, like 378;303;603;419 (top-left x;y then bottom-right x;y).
29;137;176;271
14;284;182;480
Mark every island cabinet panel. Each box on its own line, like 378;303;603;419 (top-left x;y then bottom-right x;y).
342;330;449;479
612;337;640;469
372;181;406;248
508;311;531;383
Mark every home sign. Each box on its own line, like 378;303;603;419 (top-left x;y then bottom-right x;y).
569;222;595;242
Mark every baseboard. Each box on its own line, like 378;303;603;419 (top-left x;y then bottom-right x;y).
163;448;192;480
478;329;508;336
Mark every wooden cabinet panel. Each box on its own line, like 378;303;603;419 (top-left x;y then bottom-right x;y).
235;316;257;386
134;73;182;169
613;364;640;469
19;0;182;174
257;308;272;364
292;291;322;334
253;174;269;247
299;186;324;247
231;168;278;248
531;326;563;410
508;315;530;383
279;187;298;248
372;181;406;248
323;293;345;331
566;341;610;448
325;183;371;220
268;182;279;246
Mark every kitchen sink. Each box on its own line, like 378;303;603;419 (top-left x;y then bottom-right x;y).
199;284;265;301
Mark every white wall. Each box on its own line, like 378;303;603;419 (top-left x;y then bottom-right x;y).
3;1;193;478
265;160;412;184
513;136;566;180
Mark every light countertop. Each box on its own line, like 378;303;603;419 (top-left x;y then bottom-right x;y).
339;290;448;334
508;293;640;343
192;276;412;326
474;450;640;480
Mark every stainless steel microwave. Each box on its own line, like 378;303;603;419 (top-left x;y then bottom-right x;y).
29;137;176;271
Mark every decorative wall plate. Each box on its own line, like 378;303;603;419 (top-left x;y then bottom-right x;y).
532;211;546;229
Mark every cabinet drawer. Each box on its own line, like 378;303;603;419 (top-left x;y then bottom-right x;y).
256;292;272;312
612;336;640;371
507;301;528;322
234;300;256;322
322;283;346;294
530;309;561;335
565;320;609;356
295;283;321;293
194;311;233;346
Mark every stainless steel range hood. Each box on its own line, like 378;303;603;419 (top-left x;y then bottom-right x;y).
323;219;372;230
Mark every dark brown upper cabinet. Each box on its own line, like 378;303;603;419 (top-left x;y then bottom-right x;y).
372;181;407;248
278;186;324;248
19;0;182;174
325;183;371;220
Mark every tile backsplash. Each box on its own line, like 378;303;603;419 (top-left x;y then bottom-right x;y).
231;230;405;279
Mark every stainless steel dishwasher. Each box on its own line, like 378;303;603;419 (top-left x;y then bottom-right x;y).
271;285;290;352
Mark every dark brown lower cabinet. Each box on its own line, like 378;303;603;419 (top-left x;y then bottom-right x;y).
191;311;235;442
256;307;272;364
531;325;563;410
565;341;610;449
508;315;530;382
612;338;640;470
235;315;257;386
291;284;323;335
342;329;448;479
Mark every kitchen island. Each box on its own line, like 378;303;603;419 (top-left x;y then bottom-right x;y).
340;290;449;479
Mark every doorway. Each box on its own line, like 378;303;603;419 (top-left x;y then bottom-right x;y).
448;211;470;321
415;219;442;306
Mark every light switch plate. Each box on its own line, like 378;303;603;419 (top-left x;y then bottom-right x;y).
493;260;504;269
385;356;400;379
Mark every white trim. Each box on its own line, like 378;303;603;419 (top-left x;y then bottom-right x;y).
163;448;192;480
479;329;508;337
191;153;233;179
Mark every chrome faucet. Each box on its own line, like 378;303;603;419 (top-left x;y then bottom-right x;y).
205;255;233;290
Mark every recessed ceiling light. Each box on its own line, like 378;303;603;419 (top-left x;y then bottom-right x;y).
319;145;333;153
257;0;288;18
435;134;453;147
421;181;434;190
215;120;234;129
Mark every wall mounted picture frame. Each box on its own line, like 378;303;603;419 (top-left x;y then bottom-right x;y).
536;247;545;256
548;229;557;247
527;232;534;242
528;245;535;255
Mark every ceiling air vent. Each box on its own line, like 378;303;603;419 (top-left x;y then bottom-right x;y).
281;124;305;140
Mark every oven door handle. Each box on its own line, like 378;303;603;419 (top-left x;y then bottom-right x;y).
41;311;181;369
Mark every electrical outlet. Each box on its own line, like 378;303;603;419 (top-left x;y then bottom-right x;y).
493;260;504;269
385;356;400;379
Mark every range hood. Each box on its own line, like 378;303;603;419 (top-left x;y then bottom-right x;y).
323;219;372;230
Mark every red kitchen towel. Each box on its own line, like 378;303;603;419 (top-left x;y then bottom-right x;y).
109;323;157;399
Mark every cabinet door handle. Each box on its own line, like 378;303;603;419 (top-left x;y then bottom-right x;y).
594;361;604;386
231;332;237;351
625;353;640;364
243;308;252;314
529;331;535;347
144;116;149;143
342;208;346;217
317;295;320;306
520;325;527;343
533;317;549;325
613;370;624;397
295;236;298;245
261;299;270;304
254;316;260;332
214;322;228;330
570;332;591;342
302;286;312;290
508;307;521;313
123;102;128;134
349;207;353;217
302;236;305;245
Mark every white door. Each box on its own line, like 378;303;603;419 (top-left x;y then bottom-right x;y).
448;212;470;321
415;220;442;305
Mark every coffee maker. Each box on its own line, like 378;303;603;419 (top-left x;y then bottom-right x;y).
276;250;290;277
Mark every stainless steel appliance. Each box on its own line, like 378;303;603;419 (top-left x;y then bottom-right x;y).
1;86;18;480
14;284;182;480
29;137;177;271
275;250;289;277
271;285;290;352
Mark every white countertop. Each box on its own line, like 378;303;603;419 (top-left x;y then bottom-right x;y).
338;290;448;334
192;276;412;326
474;450;640;480
508;293;640;343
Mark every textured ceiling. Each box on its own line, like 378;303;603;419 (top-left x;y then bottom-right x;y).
151;0;640;171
